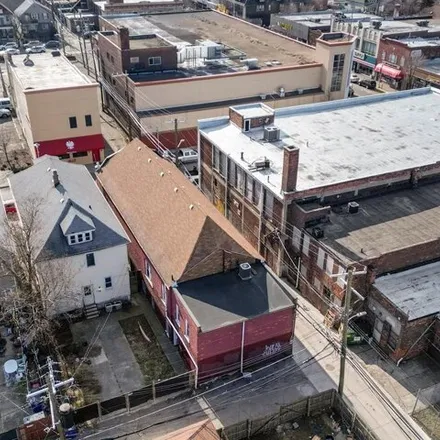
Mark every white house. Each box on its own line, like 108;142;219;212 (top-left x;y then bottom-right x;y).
2;156;131;317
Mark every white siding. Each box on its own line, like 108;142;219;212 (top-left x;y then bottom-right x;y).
42;244;130;315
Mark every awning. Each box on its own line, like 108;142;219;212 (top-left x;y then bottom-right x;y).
374;63;404;80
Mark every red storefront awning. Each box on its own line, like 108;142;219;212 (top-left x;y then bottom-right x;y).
34;133;104;157
374;63;404;80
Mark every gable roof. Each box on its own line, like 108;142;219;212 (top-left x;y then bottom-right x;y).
60;205;95;235
8;156;129;260
97;139;260;285
14;0;50;16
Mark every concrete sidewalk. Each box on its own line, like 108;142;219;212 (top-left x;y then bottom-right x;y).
293;295;429;440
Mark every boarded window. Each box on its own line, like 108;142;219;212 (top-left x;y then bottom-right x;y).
303;235;310;256
317;248;325;269
292;227;302;251
326;256;334;275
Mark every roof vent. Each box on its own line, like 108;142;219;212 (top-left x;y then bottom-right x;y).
52;170;60;187
348;201;359;214
239;262;252;281
416;20;429;27
23;54;34;67
264;126;280;142
312;226;324;239
251;158;270;170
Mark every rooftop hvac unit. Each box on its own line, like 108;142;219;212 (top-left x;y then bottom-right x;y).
312;226;324;239
348;201;359;214
239;262;252;281
51;50;61;57
264;126;281;142
416;20;429;27
254;158;270;170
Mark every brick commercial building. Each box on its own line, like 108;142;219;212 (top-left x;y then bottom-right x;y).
95;10;355;148
7;53;104;164
378;33;440;89
198;87;440;362
97;139;295;381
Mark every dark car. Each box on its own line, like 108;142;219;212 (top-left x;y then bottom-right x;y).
45;40;60;49
359;79;377;90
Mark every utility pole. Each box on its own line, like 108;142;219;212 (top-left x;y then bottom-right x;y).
166;117;185;149
338;265;354;397
27;358;74;440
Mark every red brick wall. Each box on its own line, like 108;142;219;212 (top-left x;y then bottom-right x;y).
124;45;177;73
197;306;294;377
104;1;183;13
141;128;198;150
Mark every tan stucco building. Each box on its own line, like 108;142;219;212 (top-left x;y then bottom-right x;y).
7;53;104;165
95;11;355;149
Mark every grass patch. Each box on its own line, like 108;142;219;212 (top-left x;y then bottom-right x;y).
413;407;440;440
119;315;174;383
74;364;102;405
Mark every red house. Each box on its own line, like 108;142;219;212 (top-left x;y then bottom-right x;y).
97;139;296;383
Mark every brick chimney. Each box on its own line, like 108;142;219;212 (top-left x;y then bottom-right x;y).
52;170;60;187
119;27;130;50
281;146;299;193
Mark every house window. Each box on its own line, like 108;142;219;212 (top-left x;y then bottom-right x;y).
78;234;84;243
323;286;333;300
105;277;112;289
213;147;219;171
219;151;226;177
256;4;265;11
237;167;245;194
69;235;76;245
161;283;166;303
69;116;77;129
253;181;261;206
264;191;274;220
245;175;253;201
85;231;91;241
72;151;88;158
68;232;93;245
361;41;376;56
58;153;70;160
244;119;250;132
313;277;322;292
145;260;152;281
175;303;180;325
388;53;397;64
83;285;92;296
148;56;162;66
300;262;308;278
85;115;92;127
86;253;95;267
330;54;345;92
326;256;334;275
184;319;189;340
229;161;236;187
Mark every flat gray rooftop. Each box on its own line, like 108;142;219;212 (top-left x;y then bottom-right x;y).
374;261;440;320
9;53;92;90
177;263;293;332
104;11;315;68
277;11;381;22
317;181;440;264
200;88;440;196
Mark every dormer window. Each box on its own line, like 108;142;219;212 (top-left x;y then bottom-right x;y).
68;231;93;245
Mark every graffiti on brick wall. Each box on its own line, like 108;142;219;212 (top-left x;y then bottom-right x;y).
262;342;282;357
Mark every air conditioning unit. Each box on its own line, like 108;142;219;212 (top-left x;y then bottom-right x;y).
264;126;281;142
254;158;270;169
312;226;324;239
239;262;252;280
348;201;359;214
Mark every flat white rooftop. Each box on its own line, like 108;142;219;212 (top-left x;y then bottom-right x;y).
375;261;440;321
199;88;440;196
9;53;93;90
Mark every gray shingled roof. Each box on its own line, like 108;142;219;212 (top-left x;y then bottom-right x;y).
9;156;129;261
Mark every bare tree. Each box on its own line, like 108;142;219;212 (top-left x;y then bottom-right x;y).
405;51;426;90
0;126;14;172
0;197;77;349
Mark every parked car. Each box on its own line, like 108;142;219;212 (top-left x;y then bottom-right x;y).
4;48;20;55
0;108;11;118
176;148;198;164
24;40;41;49
350;73;360;84
4;42;18;49
45;40;60;49
0;98;11;110
26;45;46;54
359;79;377;90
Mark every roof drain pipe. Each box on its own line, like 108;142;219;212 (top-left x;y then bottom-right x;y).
397;319;436;366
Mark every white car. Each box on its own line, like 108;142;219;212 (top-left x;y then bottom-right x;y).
350;73;360;84
0;108;11;118
26;45;46;54
5;48;20;55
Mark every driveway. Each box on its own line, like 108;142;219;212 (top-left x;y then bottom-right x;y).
70;312;145;401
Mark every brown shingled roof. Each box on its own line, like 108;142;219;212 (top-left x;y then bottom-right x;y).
97;139;260;285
